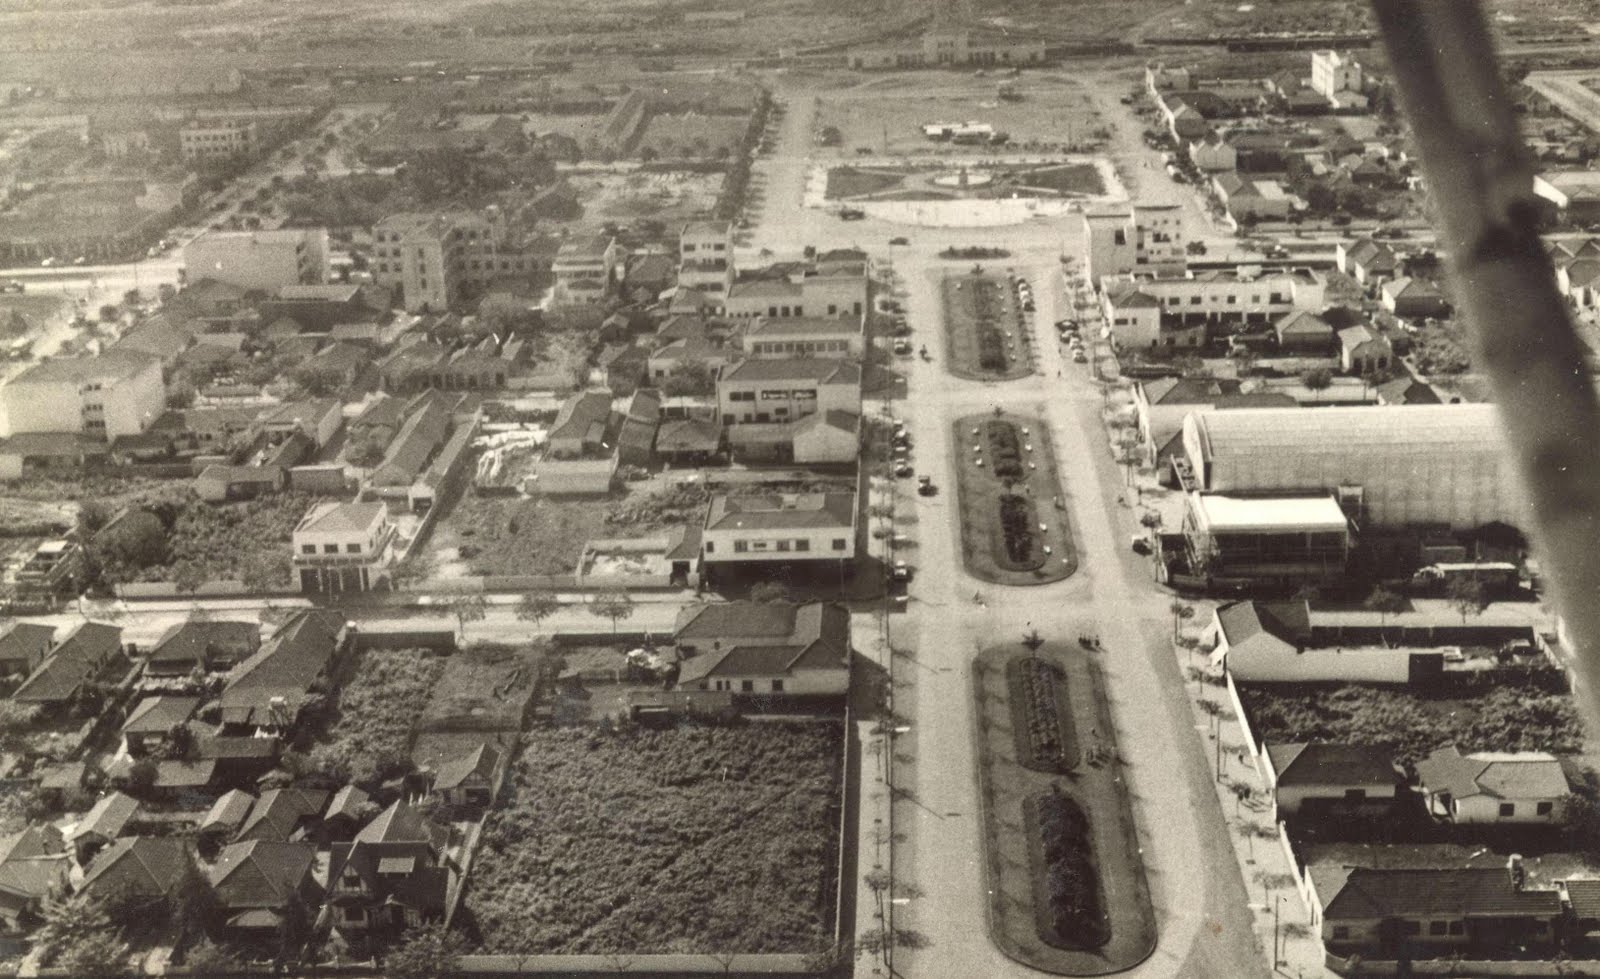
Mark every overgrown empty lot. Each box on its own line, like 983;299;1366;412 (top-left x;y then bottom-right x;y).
466;722;843;955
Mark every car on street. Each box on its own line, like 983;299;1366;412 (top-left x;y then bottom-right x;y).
892;339;913;356
893;461;913;478
39;258;55;268
1073;349;1088;363
917;475;937;496
891;321;912;337
889;236;909;245
1;280;22;293
891;561;912;582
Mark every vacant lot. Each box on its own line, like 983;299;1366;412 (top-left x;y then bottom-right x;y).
418;643;543;735
433;483;708;576
816;78;1108;156
635;114;748;160
1238;680;1582;765
467;722;843;955
308;647;446;784
563;169;723;229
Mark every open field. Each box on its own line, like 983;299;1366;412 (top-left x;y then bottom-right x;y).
418;642;543;735
816;78;1110;157
562;169;722;228
973;642;1156;974
465;722;843;955
307;647;447;783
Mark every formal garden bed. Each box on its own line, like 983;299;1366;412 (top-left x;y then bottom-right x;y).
464;721;842;956
941;272;1034;382
973;641;1156;975
952;413;1076;585
1007;657;1078;773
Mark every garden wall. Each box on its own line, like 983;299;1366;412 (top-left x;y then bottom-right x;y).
1225;671;1263;762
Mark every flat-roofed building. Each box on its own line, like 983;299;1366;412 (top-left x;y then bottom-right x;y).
371;212;534;313
701;492;858;581
180;121;255;163
741;316;863;359
1102;267;1325;349
1081;204;1186;284
678;221;732;295
1182;492;1350;586
1179;404;1522;530
186;230;329;292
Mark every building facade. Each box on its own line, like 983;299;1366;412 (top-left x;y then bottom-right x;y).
371;212;534;313
291;502;395;593
1081;204;1187;284
186;230;329;292
678;221;733;295
0;350;164;442
180;121;255;163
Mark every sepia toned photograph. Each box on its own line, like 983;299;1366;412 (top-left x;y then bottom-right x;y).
0;0;1597;976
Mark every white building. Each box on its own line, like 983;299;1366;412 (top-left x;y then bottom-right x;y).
1180;404;1524;530
678;221;733;296
716;358;860;427
180;121;255;163
1081;204;1187;284
291;501;395;593
1311;50;1363;100
701;492;858;568
672;602;851;697
724;271;868;321
1260;742;1399;816
1415;746;1569;825
1101;267;1325;349
550;234;625;306
0;350;164;443
371;211;534;313
185;230;330;292
742;316;864;359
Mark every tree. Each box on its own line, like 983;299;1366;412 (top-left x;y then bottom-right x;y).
121;758;158;794
1446;576;1489;624
589;589;636;634
345;436;387;468
749;582;792;603
515;592;562;629
661;362;714;396
385;922;465;979
99;510;168;570
34;891;118;966
99;304;121;323
1169;601;1194;642
240;552;290;594
166;722;196;760
1229;778;1255;816
1363;585;1407;627
1300;367;1333;392
59;929;129;976
171;560;207;596
183;940;243;975
444;595;488;639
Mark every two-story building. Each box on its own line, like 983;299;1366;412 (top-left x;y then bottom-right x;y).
716;359;861;463
741;316;864;359
700;492;857;583
1101;267;1326;349
550;235;624;306
325;800;453;936
291;502;394;593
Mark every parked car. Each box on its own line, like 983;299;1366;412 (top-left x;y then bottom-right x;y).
917;475;937;496
892;339;913;356
893;461;914;478
889;236;909;245
891;561;912;582
1073;350;1088;363
1;280;22;293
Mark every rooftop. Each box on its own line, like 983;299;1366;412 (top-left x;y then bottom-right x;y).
705;492;855;532
1190;493;1350;533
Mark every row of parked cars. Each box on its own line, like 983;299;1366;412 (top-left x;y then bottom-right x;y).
1056;318;1088;363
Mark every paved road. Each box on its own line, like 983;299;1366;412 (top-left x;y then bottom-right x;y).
1526;70;1600;136
749;69;1273;979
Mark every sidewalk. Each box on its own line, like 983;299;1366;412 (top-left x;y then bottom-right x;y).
1170;621;1335;979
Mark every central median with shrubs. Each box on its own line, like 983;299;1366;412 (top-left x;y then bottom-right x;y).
952;412;1077;585
973;642;1156;975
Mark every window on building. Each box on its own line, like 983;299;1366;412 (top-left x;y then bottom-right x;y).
734;541;748;553
1429;921;1447;936
741;680;755;692
346;543;361;554
1537;800;1554;815
796;539;810;551
772;679;785;692
1500;802;1516;817
301;545;316;554
832;539;847;550
704;542;714;554
323;544;338;554
776;540;791;551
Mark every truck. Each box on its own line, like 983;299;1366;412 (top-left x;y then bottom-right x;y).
1409;562;1520;596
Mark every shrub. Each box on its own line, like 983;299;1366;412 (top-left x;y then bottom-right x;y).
1032;791;1109;948
1008;658;1077;773
998;495;1039;568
